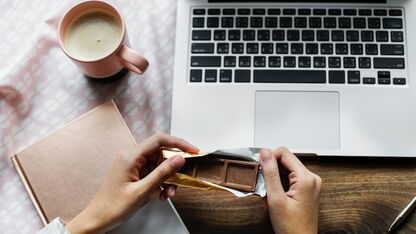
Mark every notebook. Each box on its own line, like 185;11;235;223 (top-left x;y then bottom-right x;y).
11;100;188;234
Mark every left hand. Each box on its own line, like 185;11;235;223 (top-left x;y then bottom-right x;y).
66;133;199;234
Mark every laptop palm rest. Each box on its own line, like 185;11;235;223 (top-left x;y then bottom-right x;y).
254;91;340;150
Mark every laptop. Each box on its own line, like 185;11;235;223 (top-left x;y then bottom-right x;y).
171;0;416;157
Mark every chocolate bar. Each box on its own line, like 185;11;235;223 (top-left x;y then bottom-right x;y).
179;156;259;192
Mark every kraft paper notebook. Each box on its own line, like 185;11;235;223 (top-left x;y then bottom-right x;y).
11;100;188;234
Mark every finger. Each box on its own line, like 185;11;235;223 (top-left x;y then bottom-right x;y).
273;147;308;174
260;149;286;201
166;186;176;199
159;190;168;202
138;155;185;194
139;133;199;160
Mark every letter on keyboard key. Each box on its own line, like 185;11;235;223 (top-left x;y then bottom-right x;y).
383;18;403;29
191;43;214;53
374;58;405;69
192;30;211;40
380;44;404;55
254;70;326;83
191;56;221;67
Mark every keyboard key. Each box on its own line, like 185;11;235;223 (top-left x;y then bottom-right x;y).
321;43;333;54
328;9;341;15
246;43;259;54
365;44;378;55
254;56;266;67
220;70;232;82
363;77;376;84
344;9;357;16
339;18;351;28
295;17;308;28
239;56;251;67
359;57;371;68
243;30;256;40
208;9;221;15
298;9;311;15
353;18;366;29
348;71;360;84
329;71;345;83
374;58;405;69
238;9;250;15
236;17;249;28
329;57;341;68
317;30;330;41
378;71;390;78
343;57;356;68
376;31;389;42
291;43;303;54
235;70;251;82
309;17;322;28
224;56;236;67
193;9;205;15
283;9;296;15
313;57;326;68
383;18;403;29
265;17;278;28
229;30;241;40
192;43;214;53
217;43;229;54
268;9;281;15
378;77;391;84
191;56;221;67
389;9;403;16
302;30;315;41
336;43;348;54
205;70;217;82
223;9;236;15
190;70;202;82
351;44;363;55
258;30;270;41
332;30;344;41
251;17;263;28
280;17;292;28
232;43;244;54
393;78;406;85
261;43;274;54
368;18;381;29
272;30;285;41
276;43;289;54
346;31;359;41
287;30;300;41
222;17;234;28
391;31;404;42
381;44;404;55
207;17;219;27
374;9;387;16
253;9;266;15
313;9;326;15
284;56;296;67
193;17;204;28
269;56;281;67
361;31;374;42
359;9;372;16
254;70;326;83
306;43;319;54
192;30;211;40
214;30;226;40
299;56;311;68
324;17;337;28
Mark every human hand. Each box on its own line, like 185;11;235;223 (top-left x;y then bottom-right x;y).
66;133;198;234
260;147;322;234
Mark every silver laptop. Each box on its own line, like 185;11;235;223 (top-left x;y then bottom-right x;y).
171;0;416;157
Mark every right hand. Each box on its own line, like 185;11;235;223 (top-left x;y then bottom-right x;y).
259;147;322;234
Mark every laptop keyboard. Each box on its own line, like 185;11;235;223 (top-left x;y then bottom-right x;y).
189;7;407;85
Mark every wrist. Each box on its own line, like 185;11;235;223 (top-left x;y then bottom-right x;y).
66;210;104;234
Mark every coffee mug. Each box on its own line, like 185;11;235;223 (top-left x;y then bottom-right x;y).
58;0;149;78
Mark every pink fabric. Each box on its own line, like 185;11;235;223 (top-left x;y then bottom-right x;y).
0;0;178;232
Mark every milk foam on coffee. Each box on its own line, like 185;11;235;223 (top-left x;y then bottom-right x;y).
65;10;122;61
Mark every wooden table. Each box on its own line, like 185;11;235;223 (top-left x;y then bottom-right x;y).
172;157;416;233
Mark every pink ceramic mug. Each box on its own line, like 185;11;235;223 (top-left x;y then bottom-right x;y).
58;0;149;78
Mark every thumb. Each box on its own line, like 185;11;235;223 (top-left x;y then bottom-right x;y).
260;149;286;202
139;155;185;193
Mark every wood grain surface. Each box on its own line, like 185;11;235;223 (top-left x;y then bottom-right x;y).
172;157;416;234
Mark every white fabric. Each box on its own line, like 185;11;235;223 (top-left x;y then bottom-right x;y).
36;218;70;234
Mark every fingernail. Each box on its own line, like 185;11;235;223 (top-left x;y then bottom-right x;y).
260;149;273;163
169;155;185;169
169;187;176;197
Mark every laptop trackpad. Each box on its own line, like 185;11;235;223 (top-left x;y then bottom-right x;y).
255;91;340;150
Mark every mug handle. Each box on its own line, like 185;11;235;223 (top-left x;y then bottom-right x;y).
118;45;149;74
